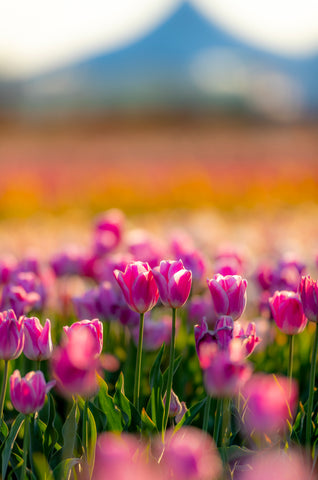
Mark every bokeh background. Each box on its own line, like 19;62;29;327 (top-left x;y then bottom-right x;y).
0;0;317;218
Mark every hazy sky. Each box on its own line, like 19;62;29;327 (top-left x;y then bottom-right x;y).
1;0;318;77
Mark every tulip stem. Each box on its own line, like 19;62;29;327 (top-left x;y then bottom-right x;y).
133;313;145;411
214;398;223;447
288;335;294;389
202;395;211;432
21;414;30;480
163;307;176;433
306;323;318;452
0;360;9;420
82;399;88;459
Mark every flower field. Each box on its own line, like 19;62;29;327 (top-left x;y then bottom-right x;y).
0;122;318;479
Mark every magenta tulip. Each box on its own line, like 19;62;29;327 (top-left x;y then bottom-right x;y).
23;316;53;361
10;370;55;414
207;274;247;321
63;318;103;358
299;275;318;322
113;261;159;314
0;310;24;360
152;260;192;309
269;291;307;335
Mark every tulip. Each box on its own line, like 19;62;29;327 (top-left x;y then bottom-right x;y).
163;390;182;418
241;373;298;436
207;274;247;321
127;229;164;269
63;318;103;358
0;309;24;361
113;261;159;314
93;209;124;256
152;260;192;309
23;316;53;361
233;321;260;357
269;291;307;335
10;369;55;415
215;316;234;350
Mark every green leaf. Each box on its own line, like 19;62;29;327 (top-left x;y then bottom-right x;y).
52;458;81;480
149;344;165;390
148;344;165;430
141;408;158;434
174;397;207;433
95;375;123;432
32;452;54;480
44;393;60;458
2;413;25;479
114;372;132;428
62;399;79;460
162;354;183;392
86;408;97;479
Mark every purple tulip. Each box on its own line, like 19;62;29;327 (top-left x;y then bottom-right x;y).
269;290;307;335
207;274;247;321
152;260;192;309
113;261;159;314
23;316;53;361
10;370;55;414
0;310;24;360
299;275;318;322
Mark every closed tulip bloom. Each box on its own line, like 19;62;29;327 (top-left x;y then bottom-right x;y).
0;310;24;360
269;291;307;335
299;275;318;322
23;317;53;361
63;319;103;358
207;274;247;321
113;261;159;314
152;260;192;309
10;370;55;414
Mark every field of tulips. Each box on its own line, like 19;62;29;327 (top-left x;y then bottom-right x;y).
0;205;317;479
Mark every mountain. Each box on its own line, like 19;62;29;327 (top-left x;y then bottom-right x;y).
6;2;318;118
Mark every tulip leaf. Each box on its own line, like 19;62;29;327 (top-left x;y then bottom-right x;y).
2;412;25;480
32;452;54;480
86;407;97;479
62;399;79;460
95;375;123;432
162;354;183;392
114;372;132;428
141;408;158;434
44;393;61;458
52;458;81;480
149;344;165;430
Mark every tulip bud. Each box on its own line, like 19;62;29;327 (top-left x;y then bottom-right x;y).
23;316;53;361
269;291;307;335
207;274;247;321
113;261;159;314
10;370;55;414
299;275;318;323
163;390;182;418
152;260;192;309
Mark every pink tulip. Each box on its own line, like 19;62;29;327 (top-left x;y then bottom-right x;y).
51;327;100;398
127;230;164;269
238;449;312;480
10;370;55;414
113;261;159;314
0;310;24;360
299;275;318;322
207;274;247;321
158;427;222;480
233;321;261;357
241;373;298;435
269;291;307;335
93;209;124;256
215;316;234;349
152;260;192;309
63;319;103;358
1;272;46;316
23;316;53;361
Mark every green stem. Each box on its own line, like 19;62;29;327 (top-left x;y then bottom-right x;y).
214;398;223;447
202;395;212;432
36;360;41;371
288;335;294;390
221;398;230;447
103;321;111;353
306;323;318;451
21;414;30;480
0;360;9;420
133;313;145;411
82;399;88;459
163;308;176;432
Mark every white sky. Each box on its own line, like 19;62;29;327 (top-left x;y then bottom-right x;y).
0;0;318;78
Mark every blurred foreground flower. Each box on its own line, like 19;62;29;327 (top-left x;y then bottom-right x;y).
269;291;307;335
10;370;55;414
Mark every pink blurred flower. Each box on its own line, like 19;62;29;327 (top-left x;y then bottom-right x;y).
159;427;222;480
214;247;245;276
63;319;103;358
10;370;55;414
51;327;100;398
0;310;24;360
233;321;260;357
0;255;17;284
23;316;53;361
93;433;161;480
127;230;165;269
299;275;318;323
93;209;124;256
187;295;217;329
50;246;86;277
207;274;247;321
1;271;46;316
241;373;298;435
72;288;100;320
215;315;234;349
170;232;207;283
131;315;172;351
238;450;311;480
269;291;307;335
113;261;159;314
152;260;192;309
